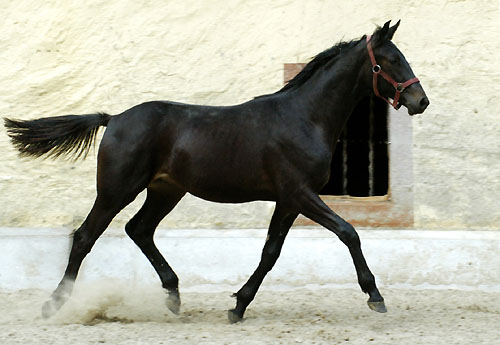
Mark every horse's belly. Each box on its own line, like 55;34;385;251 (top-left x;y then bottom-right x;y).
186;175;274;203
153;169;274;203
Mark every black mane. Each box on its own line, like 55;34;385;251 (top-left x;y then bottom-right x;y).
277;36;366;94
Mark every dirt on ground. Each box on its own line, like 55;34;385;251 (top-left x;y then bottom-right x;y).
1;281;498;345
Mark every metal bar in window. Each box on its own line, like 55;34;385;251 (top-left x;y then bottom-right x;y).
368;96;375;196
342;129;348;195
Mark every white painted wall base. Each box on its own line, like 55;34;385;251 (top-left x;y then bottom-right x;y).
1;228;499;292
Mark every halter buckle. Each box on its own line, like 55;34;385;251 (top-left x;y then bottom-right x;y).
396;83;405;92
372;65;381;74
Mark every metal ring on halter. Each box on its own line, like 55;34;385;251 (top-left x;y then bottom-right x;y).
396;83;404;92
372;65;381;73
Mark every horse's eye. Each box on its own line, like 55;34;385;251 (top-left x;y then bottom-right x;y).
389;57;398;64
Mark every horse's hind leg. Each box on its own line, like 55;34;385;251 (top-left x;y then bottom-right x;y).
42;145;151;318
125;181;185;314
41;192;137;318
228;205;298;323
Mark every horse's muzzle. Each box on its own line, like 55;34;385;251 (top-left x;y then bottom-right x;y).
402;83;429;115
407;96;430;115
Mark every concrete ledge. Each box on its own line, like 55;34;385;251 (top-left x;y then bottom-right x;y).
1;228;499;292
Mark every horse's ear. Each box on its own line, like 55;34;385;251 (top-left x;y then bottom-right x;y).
387;20;400;40
373;20;400;45
377;21;391;38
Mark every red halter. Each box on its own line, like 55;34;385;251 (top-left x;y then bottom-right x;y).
366;35;420;109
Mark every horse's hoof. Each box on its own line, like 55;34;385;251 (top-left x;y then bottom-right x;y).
41;300;58;319
228;309;243;323
367;300;387;313
166;293;181;315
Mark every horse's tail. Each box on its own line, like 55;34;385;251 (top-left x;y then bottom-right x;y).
4;113;111;160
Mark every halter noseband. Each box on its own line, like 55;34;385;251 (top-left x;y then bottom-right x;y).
366;35;420;109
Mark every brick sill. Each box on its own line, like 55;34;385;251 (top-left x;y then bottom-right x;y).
294;195;413;228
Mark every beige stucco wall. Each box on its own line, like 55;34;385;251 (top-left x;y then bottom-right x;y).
1;0;499;230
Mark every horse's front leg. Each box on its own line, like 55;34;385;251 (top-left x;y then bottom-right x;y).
296;191;386;313
228;206;298;323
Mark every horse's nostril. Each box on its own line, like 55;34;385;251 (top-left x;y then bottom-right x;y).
420;97;430;108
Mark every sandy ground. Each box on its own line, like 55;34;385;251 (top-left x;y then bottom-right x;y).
0;282;499;345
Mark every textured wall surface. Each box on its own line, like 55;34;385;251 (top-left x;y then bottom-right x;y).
1;0;499;229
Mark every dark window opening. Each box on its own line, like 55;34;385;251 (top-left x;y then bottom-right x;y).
320;96;389;197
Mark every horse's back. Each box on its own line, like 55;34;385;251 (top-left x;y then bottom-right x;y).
97;100;283;202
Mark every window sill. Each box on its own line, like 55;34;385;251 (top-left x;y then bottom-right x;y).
294;195;413;228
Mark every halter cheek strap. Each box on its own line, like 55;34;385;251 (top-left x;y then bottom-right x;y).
366;35;420;109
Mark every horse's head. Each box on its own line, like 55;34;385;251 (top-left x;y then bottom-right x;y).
365;20;429;115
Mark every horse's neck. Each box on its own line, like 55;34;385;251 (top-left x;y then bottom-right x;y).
291;48;369;143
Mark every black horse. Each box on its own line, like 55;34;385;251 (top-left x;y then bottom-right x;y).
4;21;428;323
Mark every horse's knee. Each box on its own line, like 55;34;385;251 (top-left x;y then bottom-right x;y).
262;236;286;262
263;240;281;258
337;221;360;248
